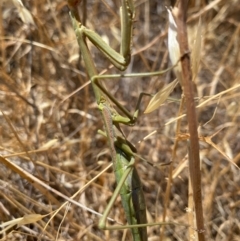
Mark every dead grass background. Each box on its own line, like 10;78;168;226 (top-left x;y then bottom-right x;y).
0;0;240;240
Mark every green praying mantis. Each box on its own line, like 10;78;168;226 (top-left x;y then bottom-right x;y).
67;0;182;240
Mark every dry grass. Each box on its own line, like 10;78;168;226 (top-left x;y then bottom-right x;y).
0;0;240;240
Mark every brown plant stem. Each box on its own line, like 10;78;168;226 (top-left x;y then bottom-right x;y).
173;1;206;241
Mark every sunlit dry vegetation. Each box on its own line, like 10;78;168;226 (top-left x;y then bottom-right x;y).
0;0;239;240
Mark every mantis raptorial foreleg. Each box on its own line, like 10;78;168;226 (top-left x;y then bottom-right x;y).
70;0;134;71
69;0;177;125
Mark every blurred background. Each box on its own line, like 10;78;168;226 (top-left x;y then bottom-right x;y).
0;0;239;240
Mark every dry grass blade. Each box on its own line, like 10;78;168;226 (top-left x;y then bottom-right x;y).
0;214;46;236
144;79;178;113
200;130;240;170
0;155;108;218
192;18;202;82
5;0;35;26
168;8;182;84
38;139;59;150
0;155;59;205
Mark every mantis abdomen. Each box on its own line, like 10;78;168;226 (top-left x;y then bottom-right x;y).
114;148;147;241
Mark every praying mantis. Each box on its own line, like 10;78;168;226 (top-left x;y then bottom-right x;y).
67;0;181;240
